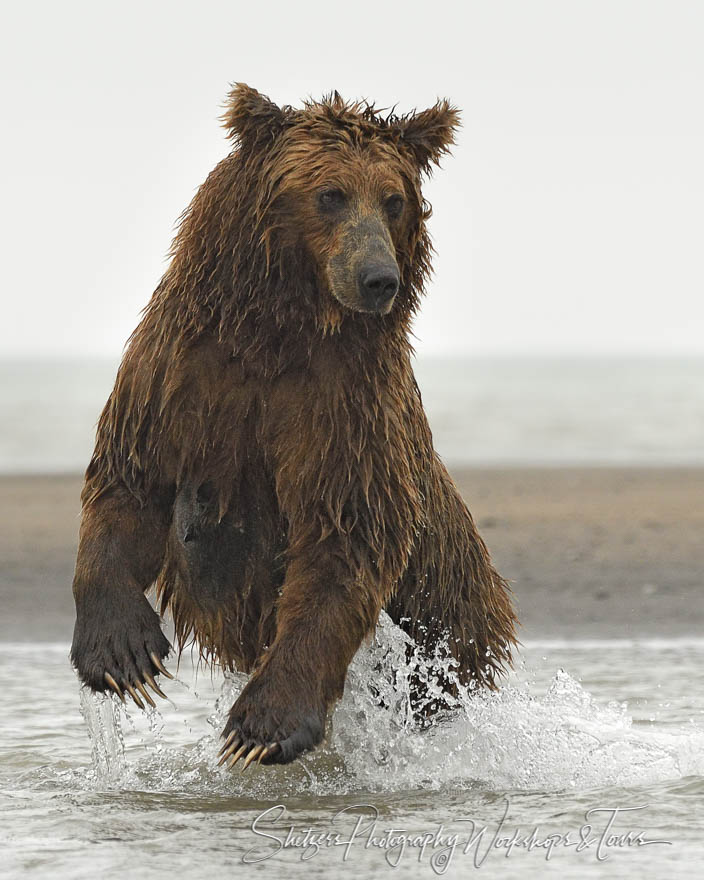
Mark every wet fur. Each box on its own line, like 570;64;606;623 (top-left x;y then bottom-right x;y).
71;85;518;763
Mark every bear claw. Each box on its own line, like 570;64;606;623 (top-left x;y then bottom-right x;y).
103;665;171;709
257;744;278;764
217;734;280;771
143;671;168;699
150;652;174;679
124;682;145;710
241;744;264;770
104;672;125;703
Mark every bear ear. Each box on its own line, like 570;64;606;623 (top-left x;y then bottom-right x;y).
221;83;287;144
394;100;461;171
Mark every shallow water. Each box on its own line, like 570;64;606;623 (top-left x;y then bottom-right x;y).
2;614;703;878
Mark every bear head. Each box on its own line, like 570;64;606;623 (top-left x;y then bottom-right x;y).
220;84;460;319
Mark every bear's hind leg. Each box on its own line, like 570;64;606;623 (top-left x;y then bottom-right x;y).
385;465;519;720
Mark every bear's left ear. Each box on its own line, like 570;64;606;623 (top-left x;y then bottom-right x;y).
221;83;287;144
395;100;461;171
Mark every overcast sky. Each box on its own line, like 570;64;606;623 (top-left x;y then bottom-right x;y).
1;0;702;358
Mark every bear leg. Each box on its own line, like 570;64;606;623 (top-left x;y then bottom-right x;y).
385;465;518;719
218;550;383;769
70;483;174;708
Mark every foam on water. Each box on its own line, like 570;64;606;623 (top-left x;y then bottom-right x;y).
76;612;704;798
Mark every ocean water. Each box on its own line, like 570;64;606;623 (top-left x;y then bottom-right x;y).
1;356;703;472
2;614;703;878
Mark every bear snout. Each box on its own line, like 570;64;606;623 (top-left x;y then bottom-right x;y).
358;261;400;313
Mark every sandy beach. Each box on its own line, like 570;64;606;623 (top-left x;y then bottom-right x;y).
1;468;702;643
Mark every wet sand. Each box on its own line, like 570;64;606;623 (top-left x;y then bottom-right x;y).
1;468;702;643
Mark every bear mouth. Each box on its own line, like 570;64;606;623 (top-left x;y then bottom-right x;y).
327;282;397;316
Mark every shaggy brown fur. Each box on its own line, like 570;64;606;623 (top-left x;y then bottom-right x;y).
70;84;518;766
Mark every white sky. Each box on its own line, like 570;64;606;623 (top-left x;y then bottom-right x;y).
1;0;702;358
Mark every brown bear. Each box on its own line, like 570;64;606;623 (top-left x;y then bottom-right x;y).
70;84;518;770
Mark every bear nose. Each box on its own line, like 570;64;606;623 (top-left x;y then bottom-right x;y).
359;263;400;311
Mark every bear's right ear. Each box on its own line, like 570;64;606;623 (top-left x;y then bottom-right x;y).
221;83;287;144
394;100;461;172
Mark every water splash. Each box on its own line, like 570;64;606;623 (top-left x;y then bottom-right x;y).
78;612;704;796
79;687;126;781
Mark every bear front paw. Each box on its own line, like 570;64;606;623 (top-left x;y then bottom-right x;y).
70;588;174;710
218;673;326;770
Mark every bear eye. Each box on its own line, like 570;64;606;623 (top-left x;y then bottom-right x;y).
318;188;346;212
385;193;405;219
